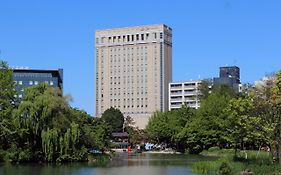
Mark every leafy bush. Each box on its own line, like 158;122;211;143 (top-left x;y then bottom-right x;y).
4;144;32;163
0;149;5;162
219;161;231;175
188;145;203;154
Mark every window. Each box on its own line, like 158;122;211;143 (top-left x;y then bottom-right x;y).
160;32;163;39
29;81;33;85
141;34;144;40
136;34;139;40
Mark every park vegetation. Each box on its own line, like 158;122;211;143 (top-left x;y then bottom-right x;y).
146;70;281;173
3;57;281;173
0;60;143;163
0;61;117;163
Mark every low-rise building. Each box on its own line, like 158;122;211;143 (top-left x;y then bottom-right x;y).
169;80;201;110
13;68;63;100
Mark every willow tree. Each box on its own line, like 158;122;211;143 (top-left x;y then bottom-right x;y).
13;84;89;162
0;61;16;150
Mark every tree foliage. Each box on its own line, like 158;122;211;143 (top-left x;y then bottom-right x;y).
0;61;16;151
0;61;111;163
251;71;281;163
143;72;281;162
101;107;124;133
146;105;194;151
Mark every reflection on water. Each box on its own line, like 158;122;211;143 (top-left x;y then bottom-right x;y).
0;153;209;175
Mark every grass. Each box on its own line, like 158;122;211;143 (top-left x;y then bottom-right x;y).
192;147;281;175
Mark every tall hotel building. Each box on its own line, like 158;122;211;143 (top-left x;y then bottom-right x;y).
95;24;172;128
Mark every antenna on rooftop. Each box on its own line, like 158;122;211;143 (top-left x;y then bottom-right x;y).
233;58;237;66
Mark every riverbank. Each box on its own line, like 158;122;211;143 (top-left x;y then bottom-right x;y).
192;147;281;175
144;150;182;154
111;148;182;154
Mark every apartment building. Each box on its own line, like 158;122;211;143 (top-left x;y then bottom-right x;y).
95;24;172;128
169;80;201;110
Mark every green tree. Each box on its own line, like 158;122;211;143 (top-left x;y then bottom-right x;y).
249;71;281;163
270;71;281;162
0;61;16;151
225;97;261;153
146;106;194;151
13;84;90;162
91;117;111;150
198;80;212;100
146;111;171;145
124;116;141;145
185;85;236;153
101;107;124;133
0;61;112;163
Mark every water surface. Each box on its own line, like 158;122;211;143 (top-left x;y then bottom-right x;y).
0;153;209;175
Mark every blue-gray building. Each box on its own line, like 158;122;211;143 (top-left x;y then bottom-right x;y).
219;66;240;83
213;66;241;92
12;68;63;99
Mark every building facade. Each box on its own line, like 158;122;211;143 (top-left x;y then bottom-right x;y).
169;80;201;111
219;66;240;83
95;24;172;128
213;66;242;92
13;68;63;100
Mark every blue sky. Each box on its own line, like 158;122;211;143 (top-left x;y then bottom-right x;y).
1;0;281;116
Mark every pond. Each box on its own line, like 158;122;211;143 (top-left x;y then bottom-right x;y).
0;153;211;175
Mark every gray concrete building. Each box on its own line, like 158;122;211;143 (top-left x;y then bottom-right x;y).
95;24;172;128
169;80;201;111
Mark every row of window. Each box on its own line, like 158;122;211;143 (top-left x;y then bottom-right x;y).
14;80;54;86
96;32;163;44
13;73;53;78
106;104;149;109
171;101;198;105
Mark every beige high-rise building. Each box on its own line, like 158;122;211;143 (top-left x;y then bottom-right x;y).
95;24;172;129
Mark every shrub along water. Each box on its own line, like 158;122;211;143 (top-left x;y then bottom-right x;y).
192;148;281;175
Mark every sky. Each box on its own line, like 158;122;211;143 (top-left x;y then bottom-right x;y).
0;0;281;116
